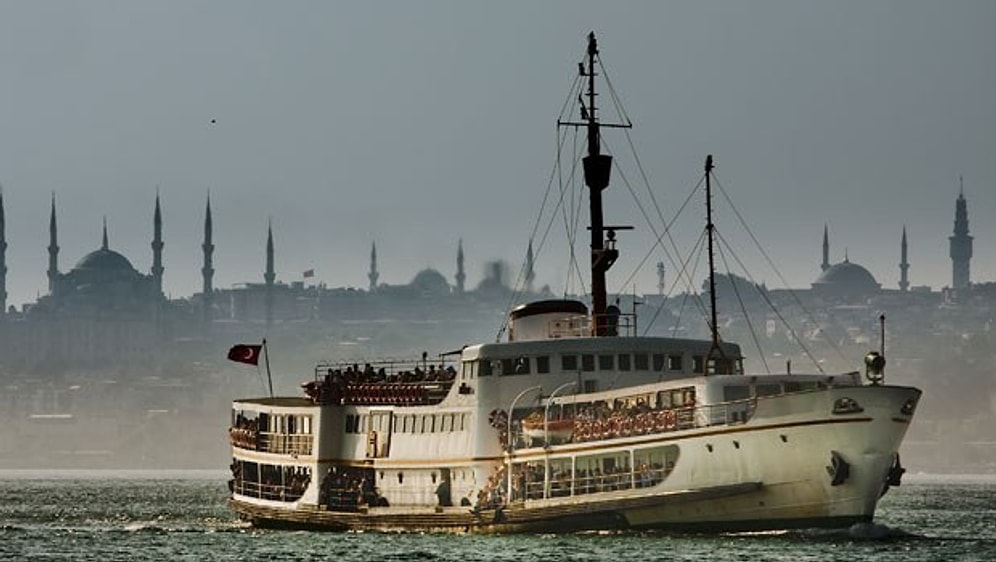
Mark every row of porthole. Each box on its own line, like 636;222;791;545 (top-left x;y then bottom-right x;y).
703;434;789;453
380;469;472;485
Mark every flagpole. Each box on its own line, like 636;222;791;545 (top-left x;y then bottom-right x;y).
263;338;273;398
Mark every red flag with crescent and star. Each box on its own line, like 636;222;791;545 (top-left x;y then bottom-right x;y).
227;344;263;366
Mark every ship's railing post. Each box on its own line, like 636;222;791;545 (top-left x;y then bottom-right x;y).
507;385;543;504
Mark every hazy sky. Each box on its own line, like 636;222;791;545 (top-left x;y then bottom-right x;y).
1;1;993;308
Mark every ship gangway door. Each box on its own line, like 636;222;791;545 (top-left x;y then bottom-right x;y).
366;409;393;459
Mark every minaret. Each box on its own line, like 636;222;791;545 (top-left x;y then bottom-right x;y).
949;178;973;290
201;195;214;327
898;226;909;292
455;239;466;294
101;216;109;249
525;240;535;293
47;193;59;294
264;221;275;329
151;192;164;296
368;241;379;291
821;224;830;272
656;261;665;296
0;186;7;315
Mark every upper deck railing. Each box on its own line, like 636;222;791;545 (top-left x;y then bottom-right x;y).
546;313;637;339
230;427;314;456
513;397;756;449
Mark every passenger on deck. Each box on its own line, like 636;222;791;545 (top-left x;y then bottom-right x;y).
435;478;452;507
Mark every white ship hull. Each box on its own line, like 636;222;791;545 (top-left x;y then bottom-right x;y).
229;383;918;533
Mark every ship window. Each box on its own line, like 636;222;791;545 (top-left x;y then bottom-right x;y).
562;355;578;371
514;357;531;374
692;356;705;373
536;356;550;374
785;381;809;393
398;472;404;484
756;384;782;397
581;355;595;372
462;361;475;380
598;355;614;371
479;360;493;377
441;414;453;432
652;354;665;371
634;354;649;370
392;416;400;432
459;413;467;431
723;385;750;402
667;354;683;371
583;379;597;393
617;354;631;371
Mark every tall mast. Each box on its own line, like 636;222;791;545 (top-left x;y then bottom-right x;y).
557;33;632;336
583;33;611;336
704;155;730;373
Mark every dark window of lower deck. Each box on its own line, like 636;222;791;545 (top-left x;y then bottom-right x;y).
634;353;649;370
723;385;750;402
536;356;550;373
667;354;683;371
692;356;705;374
652;354;665;372
617;354;631;371
756;383;782;397
562;355;578;372
598;355;614;371
500;357;530;375
581;354;595;372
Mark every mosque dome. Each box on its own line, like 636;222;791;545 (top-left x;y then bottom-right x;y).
409;268;451;296
811;259;880;295
73;248;138;275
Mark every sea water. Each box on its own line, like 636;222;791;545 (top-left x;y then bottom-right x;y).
1;470;994;561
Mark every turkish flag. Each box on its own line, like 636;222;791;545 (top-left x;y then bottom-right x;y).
227;344;263;366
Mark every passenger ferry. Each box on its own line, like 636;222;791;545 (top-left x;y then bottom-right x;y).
227;34;920;533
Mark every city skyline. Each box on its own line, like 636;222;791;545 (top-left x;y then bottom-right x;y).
0;185;984;312
0;2;993;307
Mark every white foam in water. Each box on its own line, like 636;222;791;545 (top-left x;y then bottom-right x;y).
848;522;899;540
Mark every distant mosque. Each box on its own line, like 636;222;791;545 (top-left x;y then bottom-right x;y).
808;181;975;300
34;195;164;319
810;224;882;300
